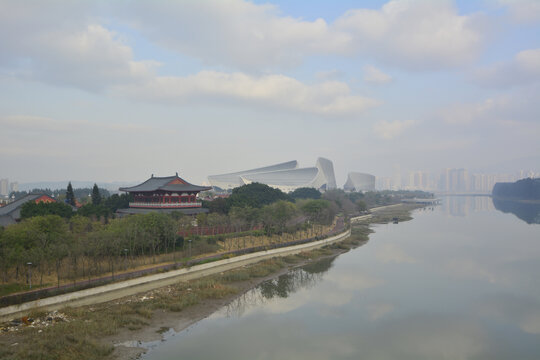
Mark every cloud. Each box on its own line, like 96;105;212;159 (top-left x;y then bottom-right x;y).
0;1;157;91
118;0;351;70
441;98;500;125
0;115;152;133
115;71;380;116
498;0;540;23
474;48;540;88
118;0;485;71
364;65;392;84
440;90;540;126
334;0;485;69
373;120;415;139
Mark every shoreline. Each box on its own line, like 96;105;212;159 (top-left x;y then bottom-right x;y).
0;203;421;360
109;251;348;360
110;204;419;360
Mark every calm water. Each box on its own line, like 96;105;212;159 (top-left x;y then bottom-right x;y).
143;196;540;360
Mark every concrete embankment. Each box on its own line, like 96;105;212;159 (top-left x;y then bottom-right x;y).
0;228;351;322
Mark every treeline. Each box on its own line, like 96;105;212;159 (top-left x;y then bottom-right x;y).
20;193;131;220
10;186;111;201
0;184;349;288
492;178;540;200
1;182;428;291
0;213;179;286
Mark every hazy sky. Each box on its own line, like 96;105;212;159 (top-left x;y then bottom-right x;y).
1;0;539;186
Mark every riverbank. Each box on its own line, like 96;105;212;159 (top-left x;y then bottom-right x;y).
0;204;421;360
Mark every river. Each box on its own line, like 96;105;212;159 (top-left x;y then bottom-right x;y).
142;196;540;360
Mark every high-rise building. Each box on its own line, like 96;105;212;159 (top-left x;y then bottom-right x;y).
9;182;18;193
0;179;8;196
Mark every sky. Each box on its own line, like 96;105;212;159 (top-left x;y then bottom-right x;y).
0;0;539;186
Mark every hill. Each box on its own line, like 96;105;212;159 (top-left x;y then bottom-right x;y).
492;178;540;201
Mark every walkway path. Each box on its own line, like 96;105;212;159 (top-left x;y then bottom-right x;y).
0;227;351;322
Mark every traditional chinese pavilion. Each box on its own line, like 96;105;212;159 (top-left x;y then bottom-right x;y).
118;173;211;215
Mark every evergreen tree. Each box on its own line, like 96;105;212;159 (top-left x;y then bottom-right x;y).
66;182;76;206
92;183;101;205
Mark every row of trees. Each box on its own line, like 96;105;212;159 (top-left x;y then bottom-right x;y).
2;182;406;290
0;188;343;287
10;184;111;203
0;213;179;286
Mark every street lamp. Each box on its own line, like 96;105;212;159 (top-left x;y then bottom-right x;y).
188;239;192;258
26;262;33;289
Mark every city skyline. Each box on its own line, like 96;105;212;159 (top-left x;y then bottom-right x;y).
1;0;539;186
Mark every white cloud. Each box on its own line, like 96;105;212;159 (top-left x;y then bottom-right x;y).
440;90;540;126
119;0;351;70
115;71;380;116
441;98;500;125
334;0;484;69
474;48;540;88
498;0;540;23
0;1;158;91
373;120;415;139
118;0;485;71
364;65;392;84
0;115;152;134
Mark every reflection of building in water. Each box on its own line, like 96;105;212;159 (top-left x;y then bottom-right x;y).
473;196;494;212
442;196;494;217
223;257;335;318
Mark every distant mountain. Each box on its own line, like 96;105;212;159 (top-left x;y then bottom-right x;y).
492;178;540;201
18;181;138;192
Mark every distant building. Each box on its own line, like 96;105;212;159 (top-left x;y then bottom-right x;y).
0;179;8;196
117;173;211;216
208;157;337;193
343;172;375;192
9;182;18;193
0;193;56;226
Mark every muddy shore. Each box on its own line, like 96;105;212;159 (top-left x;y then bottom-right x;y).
0;204;419;360
108;247;353;360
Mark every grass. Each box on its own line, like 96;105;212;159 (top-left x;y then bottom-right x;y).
0;207;421;360
370;204;420;224
218;258;287;283
0;283;51;298
0;277;238;360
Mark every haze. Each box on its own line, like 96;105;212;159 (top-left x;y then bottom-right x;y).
1;0;539;186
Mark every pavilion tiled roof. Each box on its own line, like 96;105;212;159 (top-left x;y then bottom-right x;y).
119;174;211;193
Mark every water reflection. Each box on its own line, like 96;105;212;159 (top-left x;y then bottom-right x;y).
441;195;494;216
224;256;335;318
143;197;540;360
493;197;540;224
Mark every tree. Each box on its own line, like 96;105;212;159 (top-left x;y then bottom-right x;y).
203;197;229;214
20;201;74;219
300;199;337;225
103;193;131;212
66;182;76;206
91;183;101;205
261;200;297;235
290;187;321;200
227;183;291;209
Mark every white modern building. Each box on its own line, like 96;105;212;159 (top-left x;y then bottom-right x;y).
343;172;376;192
208;157;337;193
